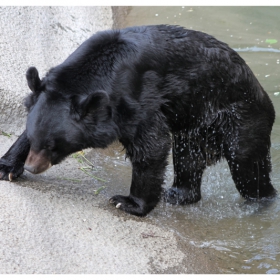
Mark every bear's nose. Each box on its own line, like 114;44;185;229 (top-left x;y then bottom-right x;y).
24;149;52;174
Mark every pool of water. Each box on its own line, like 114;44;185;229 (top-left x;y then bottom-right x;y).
111;6;280;274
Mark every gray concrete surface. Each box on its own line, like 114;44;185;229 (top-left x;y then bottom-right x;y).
0;135;220;273
0;7;220;273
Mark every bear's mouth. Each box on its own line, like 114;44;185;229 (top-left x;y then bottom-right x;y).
24;149;52;174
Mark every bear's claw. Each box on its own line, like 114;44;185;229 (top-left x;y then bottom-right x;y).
109;195;149;216
0;161;24;181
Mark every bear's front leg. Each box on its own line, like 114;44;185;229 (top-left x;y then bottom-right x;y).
110;158;168;216
0;130;30;181
110;126;171;216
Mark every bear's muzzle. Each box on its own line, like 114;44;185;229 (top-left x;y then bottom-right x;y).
24;149;52;174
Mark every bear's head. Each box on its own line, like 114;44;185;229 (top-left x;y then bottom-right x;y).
23;67;118;174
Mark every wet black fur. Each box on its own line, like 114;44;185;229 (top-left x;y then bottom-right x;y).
0;25;277;216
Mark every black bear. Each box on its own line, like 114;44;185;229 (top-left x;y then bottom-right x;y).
0;25;277;216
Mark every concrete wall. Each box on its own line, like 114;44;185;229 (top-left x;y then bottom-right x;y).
0;6;113;136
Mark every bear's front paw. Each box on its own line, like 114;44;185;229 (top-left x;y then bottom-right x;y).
164;187;201;205
0;160;24;181
109;195;151;217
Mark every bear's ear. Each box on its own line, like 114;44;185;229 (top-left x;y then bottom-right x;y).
76;90;110;119
26;67;42;93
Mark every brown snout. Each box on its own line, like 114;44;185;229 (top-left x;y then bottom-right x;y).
24;149;52;174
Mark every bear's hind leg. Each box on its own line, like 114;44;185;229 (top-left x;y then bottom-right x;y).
165;131;206;205
226;153;277;200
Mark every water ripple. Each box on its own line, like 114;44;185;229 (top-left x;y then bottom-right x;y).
234;46;280;53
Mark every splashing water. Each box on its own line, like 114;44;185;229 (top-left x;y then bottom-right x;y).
150;158;280;274
95;142;280;274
